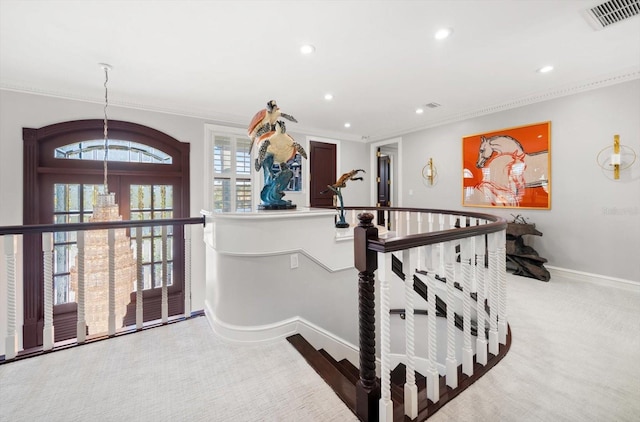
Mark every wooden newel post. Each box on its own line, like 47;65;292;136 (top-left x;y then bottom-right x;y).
354;212;380;422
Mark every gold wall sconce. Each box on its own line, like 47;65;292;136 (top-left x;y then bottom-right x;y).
422;157;438;186
597;134;637;180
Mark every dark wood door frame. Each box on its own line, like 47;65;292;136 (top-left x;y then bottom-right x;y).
309;141;337;208
22;119;190;348
377;149;391;226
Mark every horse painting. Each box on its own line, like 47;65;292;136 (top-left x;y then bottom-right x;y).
467;134;549;207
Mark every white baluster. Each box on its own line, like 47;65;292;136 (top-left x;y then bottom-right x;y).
394;211;400;235
475;233;488;366
4;235;18;359
77;231;86;343
136;228;143;330
426;265;439;402
416;213;424;270
498;229;508;344
161;226;168;323
405;211;411;235
488;232;499;355
43;233;54;350
461;237;473;376
437;214;445;278
108;229;116;336
403;249;418;419
444;240;458;388
378;252;393;422
470;218;477;292
184;224;192;318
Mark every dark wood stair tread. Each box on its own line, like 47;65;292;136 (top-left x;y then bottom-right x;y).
286;334;356;411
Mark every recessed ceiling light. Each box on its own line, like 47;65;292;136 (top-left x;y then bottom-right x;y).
324;93;333;101
434;28;453;40
300;44;315;55
537;65;554;73
416;108;424;114
344;123;351;128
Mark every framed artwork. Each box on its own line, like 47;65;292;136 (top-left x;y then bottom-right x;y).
462;121;551;209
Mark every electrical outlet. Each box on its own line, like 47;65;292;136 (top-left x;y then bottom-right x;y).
290;253;299;269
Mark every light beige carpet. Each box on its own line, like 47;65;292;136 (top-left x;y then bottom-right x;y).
1;271;639;422
0;316;358;422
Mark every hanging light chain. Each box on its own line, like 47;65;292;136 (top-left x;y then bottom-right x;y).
102;64;110;194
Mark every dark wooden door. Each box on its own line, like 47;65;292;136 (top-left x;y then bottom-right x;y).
309;141;337;207
377;151;391;225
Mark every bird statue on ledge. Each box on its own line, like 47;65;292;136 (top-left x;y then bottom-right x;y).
321;169;365;227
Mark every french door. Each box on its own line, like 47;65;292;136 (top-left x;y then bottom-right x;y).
41;175;185;340
23;119;191;348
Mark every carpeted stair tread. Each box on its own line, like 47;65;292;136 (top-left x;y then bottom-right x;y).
287;334;356;412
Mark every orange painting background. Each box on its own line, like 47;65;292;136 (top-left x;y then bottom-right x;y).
462;121;550;209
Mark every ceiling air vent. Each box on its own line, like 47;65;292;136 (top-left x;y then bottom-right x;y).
582;0;640;30
425;102;441;109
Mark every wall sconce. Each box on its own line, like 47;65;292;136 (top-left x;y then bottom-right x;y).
422;157;438;186
597;134;637;180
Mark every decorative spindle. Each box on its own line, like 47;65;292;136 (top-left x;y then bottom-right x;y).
498;229;508;344
161;226;168;323
108;229;116;336
403;249;418;419
4;235;18;359
378;252;393;422
184;225;192;318
136;228;143;330
43;233;54;350
461;237;474;376
488;231;500;355
354;212;380;422
426;268;439;402
445;239;458;388
475;233;488;365
77;231;86;343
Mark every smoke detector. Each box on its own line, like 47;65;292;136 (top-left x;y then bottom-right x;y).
582;0;640;30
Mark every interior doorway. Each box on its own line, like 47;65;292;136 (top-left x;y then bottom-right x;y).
370;138;402;225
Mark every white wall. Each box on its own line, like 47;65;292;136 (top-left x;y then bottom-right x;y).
398;80;640;282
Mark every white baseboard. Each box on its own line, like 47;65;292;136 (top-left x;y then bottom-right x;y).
546;266;639;289
204;300;360;366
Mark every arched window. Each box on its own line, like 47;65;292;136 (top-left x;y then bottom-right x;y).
23;120;190;348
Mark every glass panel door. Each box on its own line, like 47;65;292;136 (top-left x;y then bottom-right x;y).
130;184;174;290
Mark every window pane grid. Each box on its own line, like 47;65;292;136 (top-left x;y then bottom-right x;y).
54;140;172;164
130;184;174;290
212;133;253;212
52;183;102;305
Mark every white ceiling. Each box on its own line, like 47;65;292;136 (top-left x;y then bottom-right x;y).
1;0;639;142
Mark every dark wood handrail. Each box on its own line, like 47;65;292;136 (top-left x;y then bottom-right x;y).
343;206;507;253
0;217;205;236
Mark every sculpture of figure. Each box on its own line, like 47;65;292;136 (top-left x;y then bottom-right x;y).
253;120;307;209
247;100;298;152
321;169;365;227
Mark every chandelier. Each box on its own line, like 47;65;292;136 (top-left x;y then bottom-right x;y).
71;64;136;335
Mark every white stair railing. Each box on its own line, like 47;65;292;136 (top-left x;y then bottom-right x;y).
1;217;202;361
350;209;507;421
